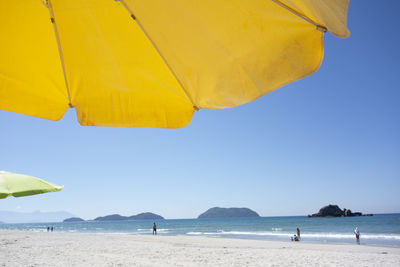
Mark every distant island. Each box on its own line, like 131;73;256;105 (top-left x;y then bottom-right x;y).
94;212;164;221
63;217;85;222
308;204;373;217
198;207;260;219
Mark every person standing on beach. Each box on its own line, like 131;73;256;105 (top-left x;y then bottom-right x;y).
153;223;157;235
296;228;300;239
354;227;360;244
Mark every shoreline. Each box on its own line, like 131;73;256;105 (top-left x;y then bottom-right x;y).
1;230;400;266
2;228;400;248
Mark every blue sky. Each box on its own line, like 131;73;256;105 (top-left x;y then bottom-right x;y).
1;1;399;219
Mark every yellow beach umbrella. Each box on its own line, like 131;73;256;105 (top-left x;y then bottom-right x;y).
0;171;63;199
0;0;350;128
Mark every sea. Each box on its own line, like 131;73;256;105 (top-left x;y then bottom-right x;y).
1;214;399;247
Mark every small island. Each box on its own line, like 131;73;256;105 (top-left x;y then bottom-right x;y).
63;217;85;222
94;214;126;221
308;204;373;217
198;207;260;219
129;212;164;220
94;212;164;221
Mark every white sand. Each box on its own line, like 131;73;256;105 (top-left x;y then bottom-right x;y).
1;230;399;266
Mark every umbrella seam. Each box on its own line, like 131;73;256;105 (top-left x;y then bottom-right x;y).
47;0;74;108
118;0;199;111
271;0;327;33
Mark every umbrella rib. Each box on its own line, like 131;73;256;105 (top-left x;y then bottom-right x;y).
271;0;327;33
47;0;74;108
118;0;199;111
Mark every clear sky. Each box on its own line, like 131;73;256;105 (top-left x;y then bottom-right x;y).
1;1;399;220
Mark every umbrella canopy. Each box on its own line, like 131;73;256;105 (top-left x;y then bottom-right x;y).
0;171;63;199
0;0;350;128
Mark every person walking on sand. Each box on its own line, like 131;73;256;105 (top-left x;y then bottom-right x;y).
354;227;360;244
152;223;157;235
296;228;300;239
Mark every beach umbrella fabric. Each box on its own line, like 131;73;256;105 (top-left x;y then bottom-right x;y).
0;171;62;199
0;0;350;128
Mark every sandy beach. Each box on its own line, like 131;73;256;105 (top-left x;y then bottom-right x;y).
1;230;399;266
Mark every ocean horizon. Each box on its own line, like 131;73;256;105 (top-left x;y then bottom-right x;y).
1;213;399;247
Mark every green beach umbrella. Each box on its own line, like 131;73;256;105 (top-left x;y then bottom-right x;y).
0;171;62;199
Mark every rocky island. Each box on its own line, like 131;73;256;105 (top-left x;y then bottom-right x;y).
198;207;260;219
308;204;372;217
63;217;85;222
94;212;164;221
